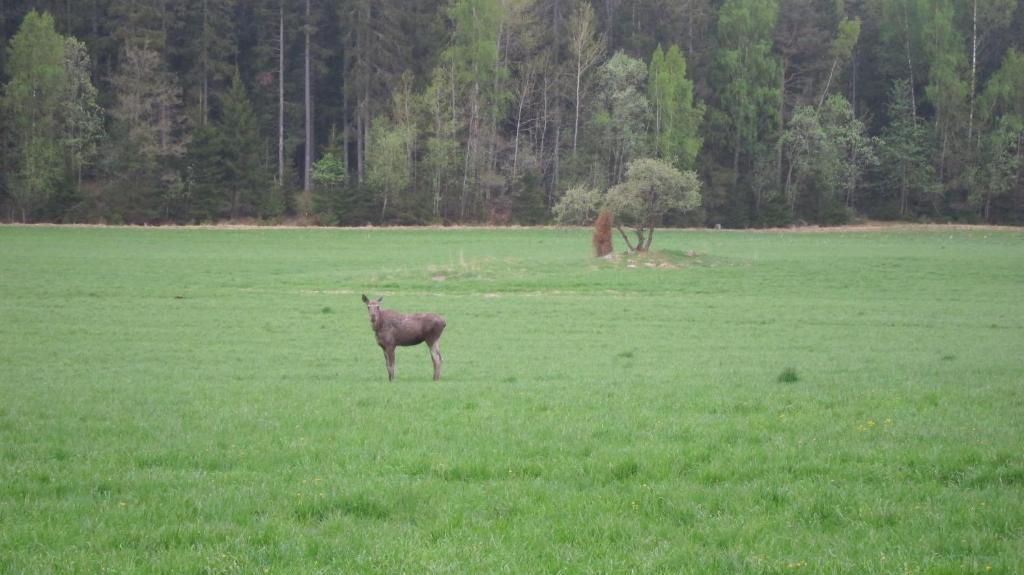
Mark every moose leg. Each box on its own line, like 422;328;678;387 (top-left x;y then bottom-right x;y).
428;342;442;381
383;347;396;381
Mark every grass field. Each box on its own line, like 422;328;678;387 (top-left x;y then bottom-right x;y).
1;225;1023;573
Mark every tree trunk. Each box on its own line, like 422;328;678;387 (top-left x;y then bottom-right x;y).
540;73;551;206
901;2;917;118
159;100;168;151
615;224;636;251
573;59;582;153
686;0;693;55
553;121;562;191
512;70;531;181
539;71;548;159
355;99;364;183
733;125;742;196
277;0;285;186
642;225;654;251
342;69;349;179
652;66;661;155
489;20;505;179
303;0;312;193
785;157;795;214
900;165;908;217
847;145;858;208
968;0;977;144
819;58;838;108
201;0;209;127
754;181;762;218
851;43;857;115
460;83;480;220
939;129;948;182
778;58;786;189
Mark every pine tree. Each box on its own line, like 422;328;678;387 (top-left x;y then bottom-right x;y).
61;36;104;191
188;68;267;221
109;41;189;222
219;68;267;218
179;0;237;127
879;79;940;217
311;141;346;224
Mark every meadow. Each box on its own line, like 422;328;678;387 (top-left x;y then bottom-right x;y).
1;224;1022;573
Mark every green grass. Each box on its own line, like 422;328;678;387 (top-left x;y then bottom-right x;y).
1;225;1022;573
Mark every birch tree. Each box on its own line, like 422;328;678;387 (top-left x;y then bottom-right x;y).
781;95;874;218
443;0;506;219
594;51;650;186
366;117;413;223
1;11;65;221
961;0;1016;145
923;0;969;182
974;50;1024;220
568;2;604;154
648;44;703;170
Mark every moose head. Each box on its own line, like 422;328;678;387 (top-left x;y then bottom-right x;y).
362;294;383;327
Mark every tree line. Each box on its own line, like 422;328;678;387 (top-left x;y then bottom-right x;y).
1;0;1022;227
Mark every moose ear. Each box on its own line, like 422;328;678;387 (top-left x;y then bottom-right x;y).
377;296;384;302
361;294;369;303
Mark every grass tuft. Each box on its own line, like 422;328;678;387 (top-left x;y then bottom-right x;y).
295;494;391;522
609;460;640;481
777;367;800;383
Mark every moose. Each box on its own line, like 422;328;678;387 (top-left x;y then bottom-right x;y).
362;295;446;381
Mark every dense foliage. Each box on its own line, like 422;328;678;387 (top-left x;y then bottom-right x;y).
1;0;1022;226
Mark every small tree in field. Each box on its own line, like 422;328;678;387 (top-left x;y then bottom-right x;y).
605;158;701;251
552;185;603;224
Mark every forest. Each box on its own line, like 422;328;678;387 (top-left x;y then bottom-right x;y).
1;0;1023;227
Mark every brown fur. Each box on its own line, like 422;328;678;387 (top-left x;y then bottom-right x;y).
362;295;446;381
592;210;614;257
